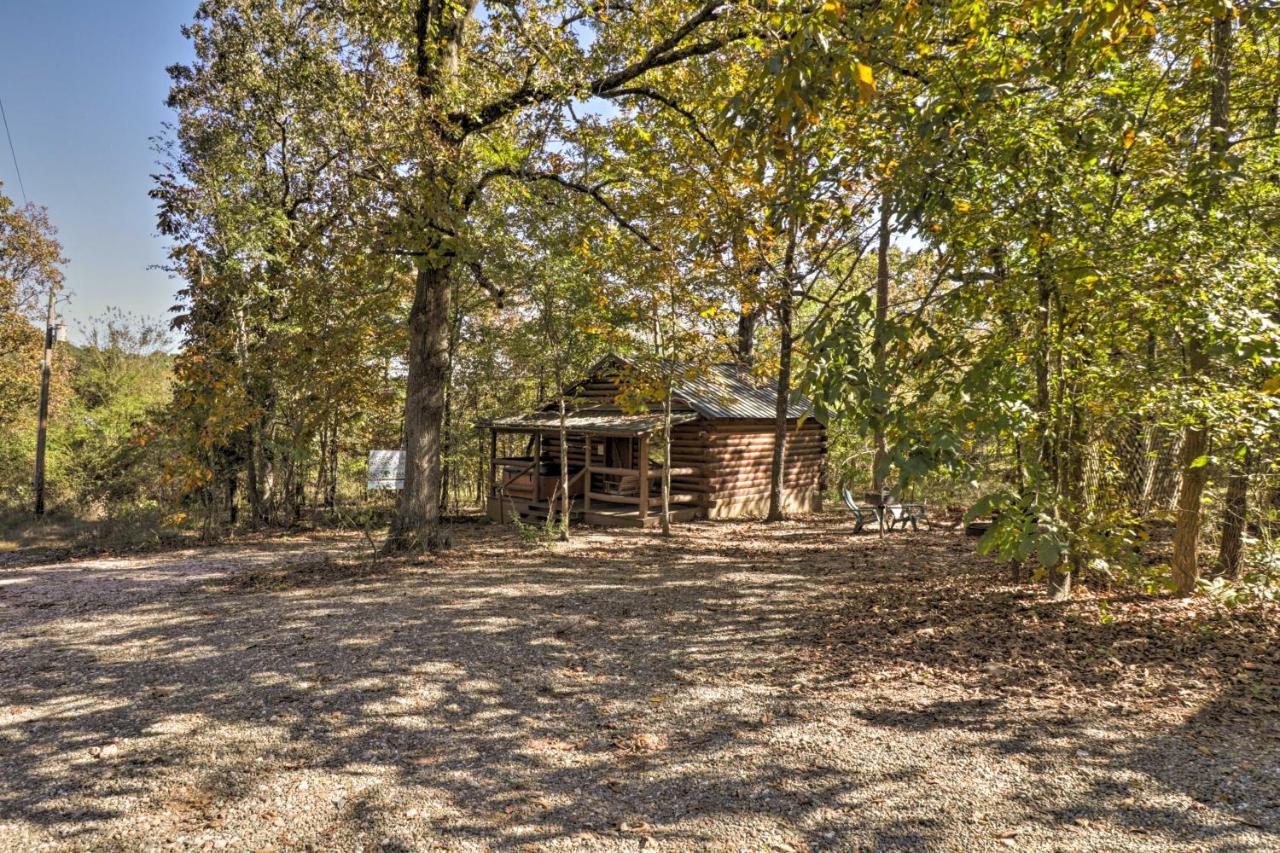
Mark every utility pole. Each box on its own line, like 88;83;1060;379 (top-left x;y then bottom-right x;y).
33;287;57;516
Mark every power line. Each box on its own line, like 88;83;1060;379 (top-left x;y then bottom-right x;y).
0;94;29;206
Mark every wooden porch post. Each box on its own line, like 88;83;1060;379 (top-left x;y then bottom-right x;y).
661;441;670;523
584;434;592;512
558;427;569;530
533;432;542;504
638;434;650;522
488;429;497;497
489;428;500;523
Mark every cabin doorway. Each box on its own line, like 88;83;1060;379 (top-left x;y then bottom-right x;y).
591;435;636;470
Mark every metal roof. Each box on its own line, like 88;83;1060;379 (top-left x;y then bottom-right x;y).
484;411;699;435
497;355;819;428
670;362;815;421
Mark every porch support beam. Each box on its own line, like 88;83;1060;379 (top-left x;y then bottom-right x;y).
488;428;500;523
584;436;592;511
638;435;649;521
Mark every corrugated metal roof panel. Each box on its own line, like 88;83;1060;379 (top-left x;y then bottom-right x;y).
484;411;699;434
510;355;817;425
672;362;814;420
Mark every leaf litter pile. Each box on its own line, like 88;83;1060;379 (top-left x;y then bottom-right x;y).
0;516;1277;851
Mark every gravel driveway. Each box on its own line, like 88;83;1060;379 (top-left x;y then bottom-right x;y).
1;518;1277;851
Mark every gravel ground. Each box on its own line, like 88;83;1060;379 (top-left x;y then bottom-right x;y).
1;517;1277;851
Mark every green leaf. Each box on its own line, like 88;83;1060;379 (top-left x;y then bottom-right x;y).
976;530;998;556
963;495;992;523
1036;536;1062;568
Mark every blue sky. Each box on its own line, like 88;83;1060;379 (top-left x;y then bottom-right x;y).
0;1;196;342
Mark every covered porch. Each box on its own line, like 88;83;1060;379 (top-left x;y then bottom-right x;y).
483;412;704;528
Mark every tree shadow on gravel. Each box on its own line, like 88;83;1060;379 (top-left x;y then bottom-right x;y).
1;517;1276;849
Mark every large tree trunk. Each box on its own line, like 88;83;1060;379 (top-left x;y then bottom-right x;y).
1172;13;1233;594
736;306;759;366
558;393;570;542
388;260;452;551
766;291;793;523
325;412;338;510
767;224;798;524
871;197;891;495
1217;450;1250;579
661;391;673;536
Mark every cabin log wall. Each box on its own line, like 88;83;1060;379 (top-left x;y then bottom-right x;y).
670;418;826;518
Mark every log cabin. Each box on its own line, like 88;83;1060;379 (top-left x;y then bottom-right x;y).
482;355;826;528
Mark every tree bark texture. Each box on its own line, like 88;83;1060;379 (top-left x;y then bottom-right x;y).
1217;450;1250;579
389;261;452;550
736;306;759;366
1172;13;1232;594
767;291;793;523
871;197;891;495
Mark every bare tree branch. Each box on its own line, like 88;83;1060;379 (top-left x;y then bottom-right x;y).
466;260;506;305
465;165;658;250
602;85;720;153
451;0;743;136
